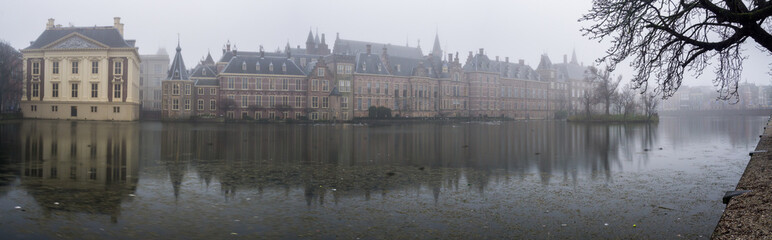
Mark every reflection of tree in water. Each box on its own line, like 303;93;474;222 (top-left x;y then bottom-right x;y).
0;122;21;198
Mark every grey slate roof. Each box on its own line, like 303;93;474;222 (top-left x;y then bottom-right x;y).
462;53;499;73
335;39;423;59
354;53;389;75
167;44;189;80
553;63;589;81
501;62;541;81
190;64;217;78
387;56;433;77
222;56;305;76
26;27;131;49
194;79;219;86
536;54;553;71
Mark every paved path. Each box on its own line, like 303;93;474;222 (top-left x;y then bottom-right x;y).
712;117;772;239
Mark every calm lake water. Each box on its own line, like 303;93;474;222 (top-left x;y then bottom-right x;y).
0;116;765;239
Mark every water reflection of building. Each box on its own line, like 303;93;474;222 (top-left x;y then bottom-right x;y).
19;120;139;221
157;122;630;205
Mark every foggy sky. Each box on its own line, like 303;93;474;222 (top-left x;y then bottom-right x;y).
1;0;769;88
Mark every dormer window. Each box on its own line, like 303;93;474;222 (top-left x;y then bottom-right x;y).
202;69;206;76
242;61;246;71
442;65;448;73
362;62;366;71
269;62;274;72
317;68;324;77
377;64;381;72
396;64;401;72
256;62;260;71
282;63;286;72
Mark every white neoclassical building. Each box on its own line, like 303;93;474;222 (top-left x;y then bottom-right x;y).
21;17;141;121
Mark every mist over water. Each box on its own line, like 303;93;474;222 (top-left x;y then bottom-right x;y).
0;116;763;238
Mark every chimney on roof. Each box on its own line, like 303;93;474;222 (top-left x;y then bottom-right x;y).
366;44;371;54
563;54;567;64
382;46;388;55
233;45;237;56
505;57;509;63
226;41;231;52
518;59;524;65
113;17;124;36
479;48;484;55
46;18;55;30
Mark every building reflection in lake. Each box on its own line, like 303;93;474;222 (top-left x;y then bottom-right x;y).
19;120;139;222
158;121;643;205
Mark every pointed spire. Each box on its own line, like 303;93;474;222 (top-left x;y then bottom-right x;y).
285;41;291;53
314;28;320;45
306;28;314;44
432;32;442;58
570;49;578;64
168;38;189;80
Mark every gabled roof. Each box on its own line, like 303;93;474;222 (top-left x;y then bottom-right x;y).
167;44;189;80
26;27;131;49
222;56;305;76
190;64;217;78
335;38;423;59
202;52;215;66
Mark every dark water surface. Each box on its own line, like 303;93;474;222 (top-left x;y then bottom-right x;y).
0;116;764;239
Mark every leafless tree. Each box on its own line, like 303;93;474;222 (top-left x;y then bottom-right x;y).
587;66;621;115
0;40;22;112
642;92;660;120
580;87;595;119
220;98;237;113
581;0;772;101
619;83;637;118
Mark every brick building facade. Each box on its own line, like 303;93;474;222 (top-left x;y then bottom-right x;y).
161;31;588;121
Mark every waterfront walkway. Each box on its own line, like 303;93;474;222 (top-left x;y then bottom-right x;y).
712;117;772;239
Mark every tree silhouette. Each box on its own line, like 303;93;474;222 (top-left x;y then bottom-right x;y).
581;0;772;101
0;40;22;112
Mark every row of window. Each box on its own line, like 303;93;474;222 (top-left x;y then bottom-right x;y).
228;111;347;121
168;99;216;111
28;105;121;113
31;60;123;75
30;83;121;99
225;77;305;91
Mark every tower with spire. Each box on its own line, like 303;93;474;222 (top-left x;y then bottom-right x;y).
161;39;195;120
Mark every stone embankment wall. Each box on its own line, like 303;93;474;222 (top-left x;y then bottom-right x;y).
712;117;772;239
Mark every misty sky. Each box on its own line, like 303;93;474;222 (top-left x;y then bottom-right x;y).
1;0;769;88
